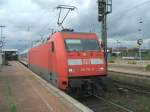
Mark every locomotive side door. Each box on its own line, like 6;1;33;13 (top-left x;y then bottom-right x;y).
49;41;58;86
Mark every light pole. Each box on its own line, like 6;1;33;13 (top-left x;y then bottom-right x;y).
0;25;6;53
117;40;121;57
27;25;32;48
138;18;143;61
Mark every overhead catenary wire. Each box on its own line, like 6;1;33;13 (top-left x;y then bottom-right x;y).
38;0;77;35
37;0;150;34
108;0;150;44
112;0;150;20
30;0;150;44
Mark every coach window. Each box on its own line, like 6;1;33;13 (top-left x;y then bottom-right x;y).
51;41;55;52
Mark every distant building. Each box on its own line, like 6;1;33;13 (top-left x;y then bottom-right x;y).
2;49;18;60
110;47;150;60
0;53;5;65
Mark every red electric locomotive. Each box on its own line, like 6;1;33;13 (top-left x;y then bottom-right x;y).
28;31;107;91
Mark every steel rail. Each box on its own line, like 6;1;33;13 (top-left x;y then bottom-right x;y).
113;81;150;95
92;94;134;112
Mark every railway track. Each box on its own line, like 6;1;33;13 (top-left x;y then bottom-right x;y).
108;70;150;95
108;71;150;80
77;77;150;112
20;62;150;112
93;94;134;112
113;80;150;96
79;93;134;112
108;71;150;92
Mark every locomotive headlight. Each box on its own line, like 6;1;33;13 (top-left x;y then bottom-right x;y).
100;67;104;70
68;68;73;72
97;67;105;71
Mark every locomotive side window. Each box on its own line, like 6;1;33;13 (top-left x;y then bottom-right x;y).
51;42;55;52
65;39;100;51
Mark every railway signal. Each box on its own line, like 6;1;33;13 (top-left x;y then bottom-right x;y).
97;0;112;64
137;39;143;60
137;39;143;46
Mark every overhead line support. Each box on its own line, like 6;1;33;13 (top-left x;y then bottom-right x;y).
98;0;112;65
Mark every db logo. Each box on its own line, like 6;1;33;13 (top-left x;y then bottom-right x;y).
82;59;91;65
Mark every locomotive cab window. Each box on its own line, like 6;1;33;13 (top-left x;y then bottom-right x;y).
65;39;100;51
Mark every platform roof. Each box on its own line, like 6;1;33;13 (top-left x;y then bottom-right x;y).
2;49;18;52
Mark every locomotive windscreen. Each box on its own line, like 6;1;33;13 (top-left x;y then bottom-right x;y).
65;39;100;51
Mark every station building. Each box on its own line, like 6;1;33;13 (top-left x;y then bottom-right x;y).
0;49;18;65
2;49;18;61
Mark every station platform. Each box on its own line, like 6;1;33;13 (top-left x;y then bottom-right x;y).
0;61;92;112
108;63;150;89
108;63;150;77
20;60;28;66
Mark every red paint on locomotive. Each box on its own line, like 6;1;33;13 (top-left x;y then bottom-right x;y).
28;32;107;90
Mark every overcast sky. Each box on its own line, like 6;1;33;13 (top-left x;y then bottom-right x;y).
0;0;150;51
